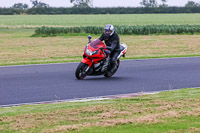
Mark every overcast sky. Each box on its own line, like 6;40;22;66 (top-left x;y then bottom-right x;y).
0;0;199;8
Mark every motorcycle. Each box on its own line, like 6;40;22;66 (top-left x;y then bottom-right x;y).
75;35;127;80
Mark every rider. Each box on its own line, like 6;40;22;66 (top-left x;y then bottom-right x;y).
99;24;120;72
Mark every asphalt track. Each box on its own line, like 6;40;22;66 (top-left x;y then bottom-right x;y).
0;57;200;106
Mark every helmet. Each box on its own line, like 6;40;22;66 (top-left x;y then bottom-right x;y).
104;24;114;36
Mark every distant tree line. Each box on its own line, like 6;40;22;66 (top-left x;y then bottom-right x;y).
11;0;49;9
2;7;200;15
1;0;200;15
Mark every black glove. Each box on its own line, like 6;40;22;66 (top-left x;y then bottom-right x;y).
106;46;112;50
105;50;111;54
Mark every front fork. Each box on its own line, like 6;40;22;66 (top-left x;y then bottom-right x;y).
81;58;93;73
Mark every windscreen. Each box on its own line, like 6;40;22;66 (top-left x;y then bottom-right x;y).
89;39;104;49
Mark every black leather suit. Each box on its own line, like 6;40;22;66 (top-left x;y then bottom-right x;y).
99;31;120;68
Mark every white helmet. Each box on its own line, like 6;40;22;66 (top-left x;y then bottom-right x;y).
104;24;114;36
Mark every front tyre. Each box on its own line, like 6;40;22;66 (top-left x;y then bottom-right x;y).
75;62;89;80
104;60;120;78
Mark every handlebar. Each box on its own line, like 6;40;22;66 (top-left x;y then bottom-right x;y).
99;47;105;50
100;46;112;50
106;46;112;50
100;47;111;54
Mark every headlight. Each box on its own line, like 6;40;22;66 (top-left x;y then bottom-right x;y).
86;48;93;56
85;47;97;56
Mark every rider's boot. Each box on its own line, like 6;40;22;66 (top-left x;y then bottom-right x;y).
101;57;110;72
109;60;117;73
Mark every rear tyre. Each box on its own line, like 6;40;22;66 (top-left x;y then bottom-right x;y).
104;60;120;78
75;62;89;80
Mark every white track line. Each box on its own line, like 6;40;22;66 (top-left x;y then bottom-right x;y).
1;87;200;108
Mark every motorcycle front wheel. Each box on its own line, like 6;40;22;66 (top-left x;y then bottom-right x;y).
75;62;89;80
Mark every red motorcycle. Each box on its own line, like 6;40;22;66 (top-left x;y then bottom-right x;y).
75;36;127;80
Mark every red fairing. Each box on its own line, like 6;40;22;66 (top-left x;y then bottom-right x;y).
122;49;127;54
81;58;92;67
84;40;106;58
83;39;107;67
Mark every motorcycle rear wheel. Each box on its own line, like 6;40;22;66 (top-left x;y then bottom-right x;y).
104;60;120;78
75;62;89;80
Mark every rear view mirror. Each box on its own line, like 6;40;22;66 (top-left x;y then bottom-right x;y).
88;35;92;40
88;35;92;43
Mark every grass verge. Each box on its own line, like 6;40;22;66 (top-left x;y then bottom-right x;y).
0;88;200;132
1;55;200;67
1;30;200;66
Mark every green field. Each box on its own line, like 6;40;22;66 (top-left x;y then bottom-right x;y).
1;30;200;66
0;88;200;132
0;14;200;66
1;14;200;66
1;14;200;28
